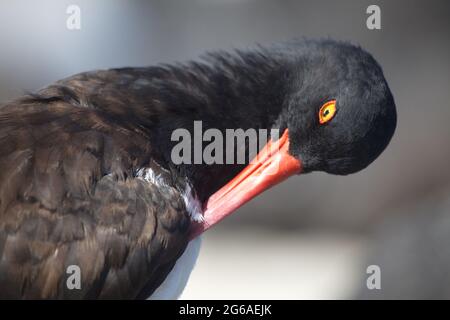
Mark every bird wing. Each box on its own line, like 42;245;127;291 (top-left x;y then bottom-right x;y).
0;95;190;299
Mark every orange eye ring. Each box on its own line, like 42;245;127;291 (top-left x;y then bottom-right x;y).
319;100;337;125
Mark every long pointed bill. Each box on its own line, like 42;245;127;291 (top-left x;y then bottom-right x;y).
189;129;302;240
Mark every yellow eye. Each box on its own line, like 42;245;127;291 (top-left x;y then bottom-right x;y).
319;100;337;124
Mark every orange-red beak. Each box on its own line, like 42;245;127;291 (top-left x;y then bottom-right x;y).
189;129;302;240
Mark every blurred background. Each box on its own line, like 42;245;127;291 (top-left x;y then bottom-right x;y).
0;0;449;299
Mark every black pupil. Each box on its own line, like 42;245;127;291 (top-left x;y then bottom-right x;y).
323;109;330;117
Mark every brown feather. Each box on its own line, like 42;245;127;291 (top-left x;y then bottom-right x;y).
0;81;190;299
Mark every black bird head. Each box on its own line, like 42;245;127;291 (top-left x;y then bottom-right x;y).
192;39;397;238
279;39;397;175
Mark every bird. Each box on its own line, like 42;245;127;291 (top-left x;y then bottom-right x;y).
0;38;397;299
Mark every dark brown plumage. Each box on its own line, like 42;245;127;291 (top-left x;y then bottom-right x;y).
0;72;191;298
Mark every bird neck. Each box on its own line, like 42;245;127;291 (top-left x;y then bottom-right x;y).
147;51;290;202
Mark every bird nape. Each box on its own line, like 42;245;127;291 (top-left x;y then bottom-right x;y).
0;38;396;299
